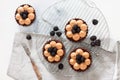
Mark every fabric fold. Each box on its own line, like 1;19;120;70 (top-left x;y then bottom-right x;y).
7;33;38;80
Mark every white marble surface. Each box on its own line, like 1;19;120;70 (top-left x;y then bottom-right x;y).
0;0;120;80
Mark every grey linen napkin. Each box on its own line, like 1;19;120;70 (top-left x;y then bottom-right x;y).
7;32;120;80
7;33;38;80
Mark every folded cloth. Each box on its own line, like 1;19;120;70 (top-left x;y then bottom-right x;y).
7;32;38;80
7;32;120;80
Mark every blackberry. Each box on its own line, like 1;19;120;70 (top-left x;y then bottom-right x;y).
56;32;62;37
26;35;32;40
50;31;55;36
90;36;97;41
92;19;98;25
58;63;64;70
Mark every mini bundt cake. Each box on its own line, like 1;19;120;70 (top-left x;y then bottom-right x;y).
15;4;36;26
68;48;92;71
43;40;65;63
65;18;88;42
